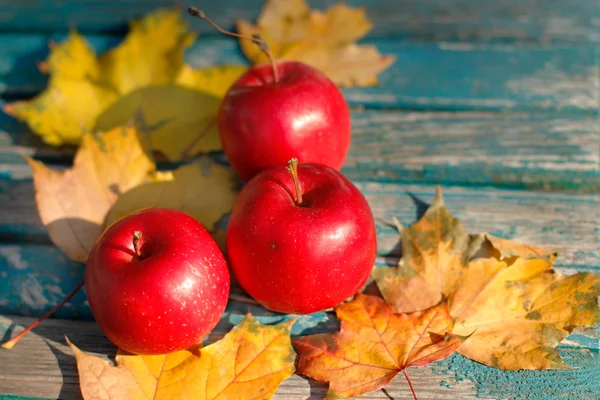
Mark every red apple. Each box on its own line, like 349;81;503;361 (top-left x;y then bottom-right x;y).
226;160;377;314
218;61;351;181
85;208;230;354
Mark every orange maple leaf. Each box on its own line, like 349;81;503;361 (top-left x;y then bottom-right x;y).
293;293;466;399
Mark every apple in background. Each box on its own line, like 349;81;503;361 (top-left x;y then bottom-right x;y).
85;208;230;355
226;159;377;314
218;61;351;182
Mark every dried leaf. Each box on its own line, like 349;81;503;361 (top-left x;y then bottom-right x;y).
373;186;600;370
27;126;154;261
484;233;557;263
294;294;465;399
105;158;239;232
69;314;296;400
371;187;471;313
449;258;600;370
4;8;244;159
237;0;394;87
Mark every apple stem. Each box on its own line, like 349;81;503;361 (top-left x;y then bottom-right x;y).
287;158;303;205
133;231;143;258
402;369;419;400
1;280;85;350
187;6;280;83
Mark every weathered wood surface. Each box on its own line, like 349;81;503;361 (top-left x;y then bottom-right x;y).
0;314;598;400
0;0;599;44
1;1;599;399
1;182;598;318
2;110;598;192
1;36;598;112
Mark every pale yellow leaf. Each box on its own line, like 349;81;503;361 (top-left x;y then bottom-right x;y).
237;0;393;86
67;338;148;400
297;44;395;87
94;84;222;161
27;126;155;261
485;234;557;263
176;64;247;98
105;158;239;232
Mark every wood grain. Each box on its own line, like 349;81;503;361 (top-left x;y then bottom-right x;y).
1;182;597;318
2;110;598;192
0;313;597;400
1;37;598;112
0;0;598;44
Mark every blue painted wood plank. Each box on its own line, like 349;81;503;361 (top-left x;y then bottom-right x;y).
0;0;598;44
1;183;597;319
0;244;88;319
0;35;598;112
343;111;600;192
433;351;600;400
2;110;598;234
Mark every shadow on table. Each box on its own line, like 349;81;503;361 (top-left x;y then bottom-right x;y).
48;340;86;400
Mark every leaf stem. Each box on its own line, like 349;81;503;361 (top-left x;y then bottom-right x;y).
287;158;303;205
402;369;419;400
133;231;143;258
187;6;279;83
1;280;85;350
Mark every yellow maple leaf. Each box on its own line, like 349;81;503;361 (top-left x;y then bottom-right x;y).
68;314;296;400
372;186;600;370
96;7;196;94
105;157;239;232
27;126;154;261
294;294;465;399
4;8;246;160
39;32;100;79
237;0;394;87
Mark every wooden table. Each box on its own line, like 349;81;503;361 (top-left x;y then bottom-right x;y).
0;1;598;399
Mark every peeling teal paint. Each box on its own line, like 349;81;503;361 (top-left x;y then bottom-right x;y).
1;36;598;114
225;306;336;337
432;348;600;399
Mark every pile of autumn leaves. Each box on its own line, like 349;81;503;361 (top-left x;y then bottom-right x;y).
51;190;600;400
4;1;600;399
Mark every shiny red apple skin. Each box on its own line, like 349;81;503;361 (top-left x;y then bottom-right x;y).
218;61;351;182
226;163;377;314
85;208;230;355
